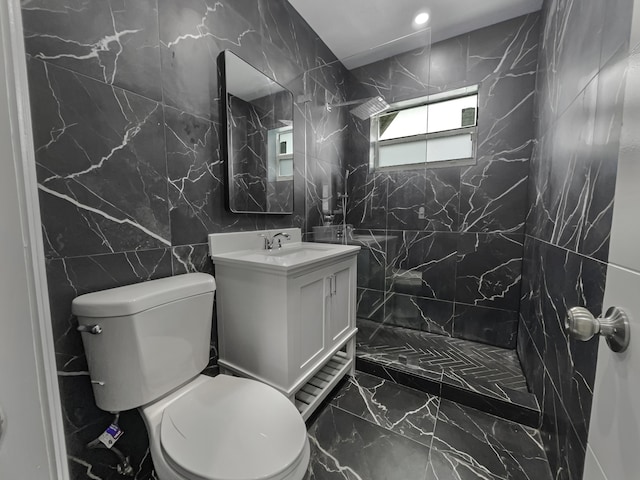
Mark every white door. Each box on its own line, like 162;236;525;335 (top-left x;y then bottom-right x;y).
0;0;67;478
582;18;640;480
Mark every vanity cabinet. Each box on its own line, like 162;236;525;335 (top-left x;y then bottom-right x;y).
292;262;352;374
211;240;359;420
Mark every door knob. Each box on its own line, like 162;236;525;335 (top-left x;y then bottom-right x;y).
565;306;631;352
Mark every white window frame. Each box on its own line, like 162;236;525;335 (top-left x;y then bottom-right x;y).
275;129;293;181
370;85;479;171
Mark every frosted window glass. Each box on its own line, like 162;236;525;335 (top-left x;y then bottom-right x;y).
279;158;293;177
379;141;427;167
378;134;472;167
426;133;473;162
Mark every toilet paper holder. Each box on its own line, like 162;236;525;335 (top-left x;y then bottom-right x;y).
565;306;631;353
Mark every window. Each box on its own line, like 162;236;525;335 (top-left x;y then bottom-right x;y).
276;130;293;180
267;126;293;181
370;86;478;170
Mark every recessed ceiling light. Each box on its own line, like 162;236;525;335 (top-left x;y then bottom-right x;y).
414;12;430;26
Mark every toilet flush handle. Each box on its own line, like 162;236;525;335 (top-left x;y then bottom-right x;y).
77;324;103;335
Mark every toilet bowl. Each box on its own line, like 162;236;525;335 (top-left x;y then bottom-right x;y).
143;375;310;480
72;273;310;480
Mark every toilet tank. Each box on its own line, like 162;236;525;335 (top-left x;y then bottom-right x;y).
72;273;216;412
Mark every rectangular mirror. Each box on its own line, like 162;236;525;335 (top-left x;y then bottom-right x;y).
221;50;294;214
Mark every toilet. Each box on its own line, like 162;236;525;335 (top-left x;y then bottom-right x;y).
71;273;310;480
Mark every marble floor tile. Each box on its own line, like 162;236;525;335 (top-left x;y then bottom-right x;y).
305;405;431;480
306;372;552;480
330;372;440;448
427;400;552;480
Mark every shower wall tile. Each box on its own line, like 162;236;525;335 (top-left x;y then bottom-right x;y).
22;0;163;101
467;13;540;83
581;51;628;261
427;35;469;92
600;0;635;65
345;168;389;230
519;238;604;454
356;288;386;323
354;230;388;291
538;79;600;253
460;151;531;235
553;0;605;117
347;14;539;348
23;0;347;478
383;294;455;336
386;231;458;301
350;42;431;104
519;0;633;475
386;168;460;232
456;233;524;312
453;304;518;349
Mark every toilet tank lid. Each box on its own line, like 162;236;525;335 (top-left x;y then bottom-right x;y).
72;273;216;318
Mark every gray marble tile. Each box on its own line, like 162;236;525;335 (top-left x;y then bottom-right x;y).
158;0;261;120
330;372;439;448
382;294;455;336
428;35;469;93
428;400;552;480
386;168;460;233
456;233;524;312
165;106;225;245
467;13;540;84
386;231;458;302
453;304;518;349
22;0;163;101
305;405;431;480
28;58;170;258
553;0;605;116
460;70;536;235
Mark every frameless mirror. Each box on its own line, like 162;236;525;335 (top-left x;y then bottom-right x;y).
221;50;294;214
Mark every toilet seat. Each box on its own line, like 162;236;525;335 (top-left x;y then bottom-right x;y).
159;375;308;480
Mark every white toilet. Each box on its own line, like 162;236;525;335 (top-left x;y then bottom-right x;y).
72;273;310;480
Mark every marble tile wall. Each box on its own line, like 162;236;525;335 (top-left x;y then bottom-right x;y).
346;13;540;349
519;0;634;478
21;0;350;478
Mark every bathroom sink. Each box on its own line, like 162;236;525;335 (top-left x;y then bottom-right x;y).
210;240;360;274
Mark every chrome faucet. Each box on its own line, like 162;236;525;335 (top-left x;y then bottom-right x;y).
259;231;291;250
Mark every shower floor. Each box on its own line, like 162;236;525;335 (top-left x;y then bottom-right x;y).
355;318;540;427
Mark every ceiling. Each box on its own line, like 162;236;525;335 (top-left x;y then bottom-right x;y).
287;0;543;69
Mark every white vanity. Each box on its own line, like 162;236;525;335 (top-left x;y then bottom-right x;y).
208;228;360;419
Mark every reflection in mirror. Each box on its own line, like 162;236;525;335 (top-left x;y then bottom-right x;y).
222;50;294;214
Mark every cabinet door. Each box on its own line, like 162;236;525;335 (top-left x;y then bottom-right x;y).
297;276;326;370
328;266;352;342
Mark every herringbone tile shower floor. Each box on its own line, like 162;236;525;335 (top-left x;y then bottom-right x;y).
356;318;540;422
